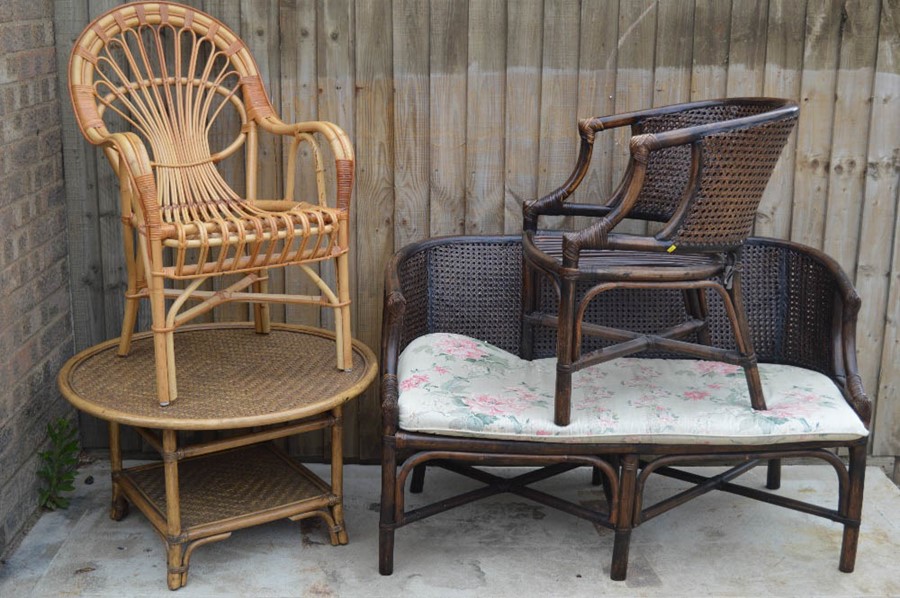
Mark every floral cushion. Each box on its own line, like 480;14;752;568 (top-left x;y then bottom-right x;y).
398;333;868;445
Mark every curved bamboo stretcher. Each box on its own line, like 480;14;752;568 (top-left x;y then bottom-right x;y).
68;2;355;405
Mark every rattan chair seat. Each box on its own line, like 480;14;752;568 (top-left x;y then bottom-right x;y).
528;231;725;281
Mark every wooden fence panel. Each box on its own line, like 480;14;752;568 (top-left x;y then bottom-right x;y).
53;0;899;461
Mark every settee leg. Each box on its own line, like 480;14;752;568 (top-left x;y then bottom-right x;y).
380;437;397;575
839;444;866;573
410;463;426;493
610;454;638;581
766;459;782;490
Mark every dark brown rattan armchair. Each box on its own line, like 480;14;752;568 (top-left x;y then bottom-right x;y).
68;2;354;405
522;98;799;425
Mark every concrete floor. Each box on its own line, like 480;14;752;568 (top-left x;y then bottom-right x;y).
1;460;898;597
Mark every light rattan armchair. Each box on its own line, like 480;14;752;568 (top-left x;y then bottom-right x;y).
522;98;799;425
68;2;354;406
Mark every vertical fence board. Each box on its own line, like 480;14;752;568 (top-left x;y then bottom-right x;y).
612;0;657;235
822;0;881;276
465;0;506;235
354;0;395;461
727;0;769;96
242;0;286;322
54;0;107;446
280;1;324;458
317;0;357;459
575;0;619;214
504;0;543;233
691;0;732;100
875;188;900;455
756;0;805;239
791;0;842;250
537;0;582;221
868;0;899;456
429;0;467;236
393;0;430;247
204;0;250;324
280;0;322;331
653;0;694;107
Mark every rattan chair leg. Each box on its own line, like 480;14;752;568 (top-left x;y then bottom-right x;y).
108;422;130;520
149;276;173;406
554;276;578;426
379;437;398;575
726;266;767;411
683;288;711;345
117;295;140;356
611;454;638;581
520;264;540;361
766;458;782;490
162;430;184;590
329;406;349;544
410;463;426;493
252;271;271;334
840;444;866;573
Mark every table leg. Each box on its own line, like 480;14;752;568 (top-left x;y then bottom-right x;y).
108;422;129;520
330;406;349;545
162;429;187;590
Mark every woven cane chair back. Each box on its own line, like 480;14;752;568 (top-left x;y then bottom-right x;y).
631;101;797;251
69;3;258;213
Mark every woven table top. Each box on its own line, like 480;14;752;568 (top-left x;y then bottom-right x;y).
58;323;377;430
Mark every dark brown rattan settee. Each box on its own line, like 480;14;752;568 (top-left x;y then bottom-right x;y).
379;235;870;581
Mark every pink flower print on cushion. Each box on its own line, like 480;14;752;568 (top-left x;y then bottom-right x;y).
436;336;488;360
683;390;711;402
462;394;530;416
400;373;430;391
433;365;450;375
694;361;741;376
763;403;816;420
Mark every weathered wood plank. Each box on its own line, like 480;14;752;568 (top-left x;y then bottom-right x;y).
612;0;656;235
727;0;769;96
465;0;506;235
504;0;543;233
317;0;357;458
355;0;395;461
691;0;732;100
867;0;899;456
574;0;619;217
756;0;805;239
791;0;843;250
822;0;881;275
875;198;900;455
279;0;325;457
429;0;467;237
55;0;106;447
393;0;429;247
204;0;250;324
653;0;694;108
241;0;286;322
537;0;581;228
648;0;692;235
280;0;322;330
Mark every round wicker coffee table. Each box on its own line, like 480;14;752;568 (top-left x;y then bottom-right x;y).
58;323;377;590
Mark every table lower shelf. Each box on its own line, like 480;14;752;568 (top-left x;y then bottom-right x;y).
117;443;336;537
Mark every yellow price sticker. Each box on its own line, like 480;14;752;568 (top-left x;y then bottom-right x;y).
667;244;677;253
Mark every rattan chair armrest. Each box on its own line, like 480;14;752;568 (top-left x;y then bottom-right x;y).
258;116;355;213
753;238;870;426
99;132;163;235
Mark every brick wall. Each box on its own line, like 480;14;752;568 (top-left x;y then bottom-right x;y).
0;0;74;556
